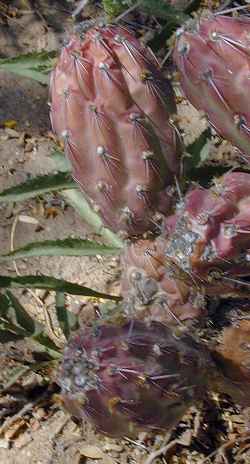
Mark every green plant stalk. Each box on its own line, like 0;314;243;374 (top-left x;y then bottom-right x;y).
0;51;56;84
0;238;120;262
51;151;124;247
61;189;124;248
0;275;121;301
103;0;187;23
103;0;127;17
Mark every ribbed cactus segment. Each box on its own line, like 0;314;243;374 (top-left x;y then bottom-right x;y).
121;238;206;325
174;15;250;161
50;24;181;235
59;319;210;436
164;172;250;297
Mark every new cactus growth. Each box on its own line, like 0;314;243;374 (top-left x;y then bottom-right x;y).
50;24;181;235
121;238;206;325
174;14;250;162
59;319;211;436
164;172;250;297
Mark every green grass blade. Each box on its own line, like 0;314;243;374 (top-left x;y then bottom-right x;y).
55;292;79;340
0;275;121;301
0;238;120;262
0;51;56;84
62;189;123;248
0;172;76;203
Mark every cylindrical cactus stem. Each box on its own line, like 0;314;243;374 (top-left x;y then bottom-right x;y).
163;172;250;298
121;237;206;326
174;14;250;162
58;319;212;437
50;24;182;235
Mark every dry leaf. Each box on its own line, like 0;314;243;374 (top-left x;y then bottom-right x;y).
79;444;104;459
4;418;27;440
18;214;39;225
3;120;17;129
44;206;60;219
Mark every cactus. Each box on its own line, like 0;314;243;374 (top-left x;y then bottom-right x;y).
121;238;206;325
174;14;250;162
164;172;250;297
59;319;211;436
50;24;182;236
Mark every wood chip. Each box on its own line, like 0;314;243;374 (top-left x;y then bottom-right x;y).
3;120;17;129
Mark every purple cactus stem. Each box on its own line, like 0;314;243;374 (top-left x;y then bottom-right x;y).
50;24;182;235
121;238;206;326
58;319;211;436
174;14;250;162
164;172;250;297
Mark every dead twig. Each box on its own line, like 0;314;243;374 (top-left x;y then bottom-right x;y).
198;433;250;464
0;399;37;437
144;438;178;464
113;1;142;23
72;0;90;17
143;432;173;464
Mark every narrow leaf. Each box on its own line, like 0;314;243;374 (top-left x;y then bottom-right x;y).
185;129;228;186
56;292;79;340
0;366;31;393
185;129;211;176
0;275;121;301
51;150;71;172
0;293;10;317
0;172;76;203
0;238;120;262
0;168;123;248
0;51;56;84
103;0;187;23
62;189;124;248
5;291;42;335
141;0;187;23
0;290;61;356
32;333;62;359
52;152;123;249
0;329;25;343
